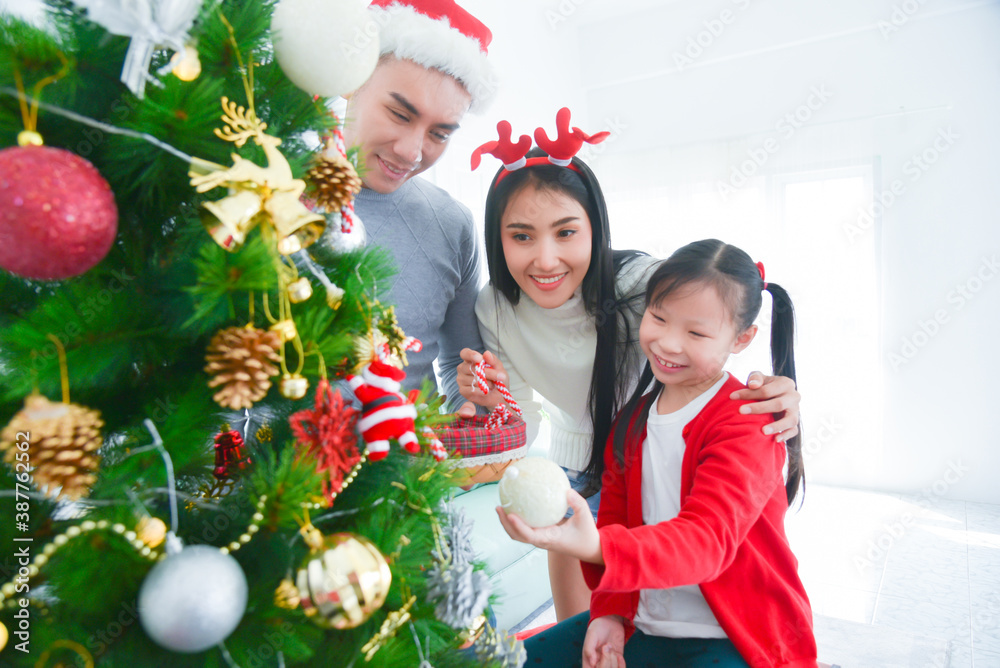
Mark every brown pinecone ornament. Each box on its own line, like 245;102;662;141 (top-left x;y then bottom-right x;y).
204;326;282;410
305;153;362;213
0;394;103;500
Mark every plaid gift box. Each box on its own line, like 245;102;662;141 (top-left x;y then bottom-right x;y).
440;414;528;484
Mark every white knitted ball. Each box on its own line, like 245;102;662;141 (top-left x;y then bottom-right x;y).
271;0;380;98
498;457;570;528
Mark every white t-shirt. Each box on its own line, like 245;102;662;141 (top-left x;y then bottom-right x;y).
633;373;730;639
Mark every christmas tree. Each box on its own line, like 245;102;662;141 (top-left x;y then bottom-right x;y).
0;1;522;665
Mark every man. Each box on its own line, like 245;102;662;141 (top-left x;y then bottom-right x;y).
338;0;495;408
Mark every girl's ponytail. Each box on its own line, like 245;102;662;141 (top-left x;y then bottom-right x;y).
765;282;804;506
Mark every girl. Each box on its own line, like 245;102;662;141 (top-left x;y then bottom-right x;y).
458;120;802;621
497;239;816;668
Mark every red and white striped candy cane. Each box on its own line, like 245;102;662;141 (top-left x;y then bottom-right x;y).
374;342;393;364
325;113;357;234
473;360;522;428
402;336;422;354
485;403;510;430
422;426;447;461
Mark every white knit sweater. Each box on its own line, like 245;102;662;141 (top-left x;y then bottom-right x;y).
475;255;660;471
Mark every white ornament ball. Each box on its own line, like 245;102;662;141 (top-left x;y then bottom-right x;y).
139;545;248;653
272;0;380;98
498;457;571;528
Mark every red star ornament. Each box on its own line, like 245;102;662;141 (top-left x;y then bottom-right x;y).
289;379;362;505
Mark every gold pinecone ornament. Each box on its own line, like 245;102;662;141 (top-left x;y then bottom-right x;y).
0;394;103;500
305;153;362;214
204;326;282;410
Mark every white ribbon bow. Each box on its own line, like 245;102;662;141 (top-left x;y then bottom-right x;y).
73;0;202;97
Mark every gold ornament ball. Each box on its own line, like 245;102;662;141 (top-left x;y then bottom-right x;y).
288;277;313;303
171;44;202;81
0;620;7;651
296;532;392;629
137;516;167;548
280;374;309;400
17;130;43;146
276;234;303;256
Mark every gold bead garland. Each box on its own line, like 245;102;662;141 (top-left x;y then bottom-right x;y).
0;519;160;609
218;494;267;556
0;494;270;610
329;452;366;506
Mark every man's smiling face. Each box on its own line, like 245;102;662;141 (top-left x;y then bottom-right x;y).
343;57;472;194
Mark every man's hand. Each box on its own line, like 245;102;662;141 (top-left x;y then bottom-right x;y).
583;615;626;668
496;490;603;564
456;349;507;418
730;371;800;442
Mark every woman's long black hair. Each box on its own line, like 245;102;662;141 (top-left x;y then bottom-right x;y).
483;149;646;491
611;239;804;505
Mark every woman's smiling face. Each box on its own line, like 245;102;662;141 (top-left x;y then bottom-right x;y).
500;184;593;309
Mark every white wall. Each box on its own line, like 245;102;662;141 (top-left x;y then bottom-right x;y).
453;0;1000;503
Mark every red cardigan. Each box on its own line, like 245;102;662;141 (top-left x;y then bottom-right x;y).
580;376;817;668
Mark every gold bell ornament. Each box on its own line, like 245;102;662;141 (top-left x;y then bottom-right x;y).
269;319;298;344
279;373;309;401
190;98;325;255
287;277;313;303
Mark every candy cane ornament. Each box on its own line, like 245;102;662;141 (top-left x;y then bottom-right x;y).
320;112;358;234
473;360;522;429
422;426;447;462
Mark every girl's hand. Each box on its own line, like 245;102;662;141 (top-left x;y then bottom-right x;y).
730;371;801;442
495;489;603;565
456;349;508;418
583;615;626;668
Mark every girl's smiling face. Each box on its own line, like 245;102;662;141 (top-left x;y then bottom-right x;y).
500;184;593;309
640;281;757;405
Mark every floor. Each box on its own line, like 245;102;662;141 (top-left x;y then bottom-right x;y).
511;484;1000;667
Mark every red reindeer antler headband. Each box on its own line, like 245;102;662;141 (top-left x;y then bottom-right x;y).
471;107;610;182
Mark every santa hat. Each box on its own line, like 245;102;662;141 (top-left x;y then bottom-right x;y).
369;0;496;112
364;358;407;385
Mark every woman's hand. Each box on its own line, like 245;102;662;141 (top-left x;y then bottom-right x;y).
456;349;508;418
583;615;626;668
730;371;801;442
496;489;603;565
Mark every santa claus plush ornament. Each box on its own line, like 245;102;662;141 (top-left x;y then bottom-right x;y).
346;359;420;461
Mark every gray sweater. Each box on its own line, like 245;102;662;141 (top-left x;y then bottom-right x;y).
354;177;484;410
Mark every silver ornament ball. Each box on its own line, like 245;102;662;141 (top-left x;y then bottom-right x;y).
139;545;248;653
319;211;367;254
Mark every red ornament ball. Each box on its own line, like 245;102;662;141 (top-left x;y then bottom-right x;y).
0;145;118;280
